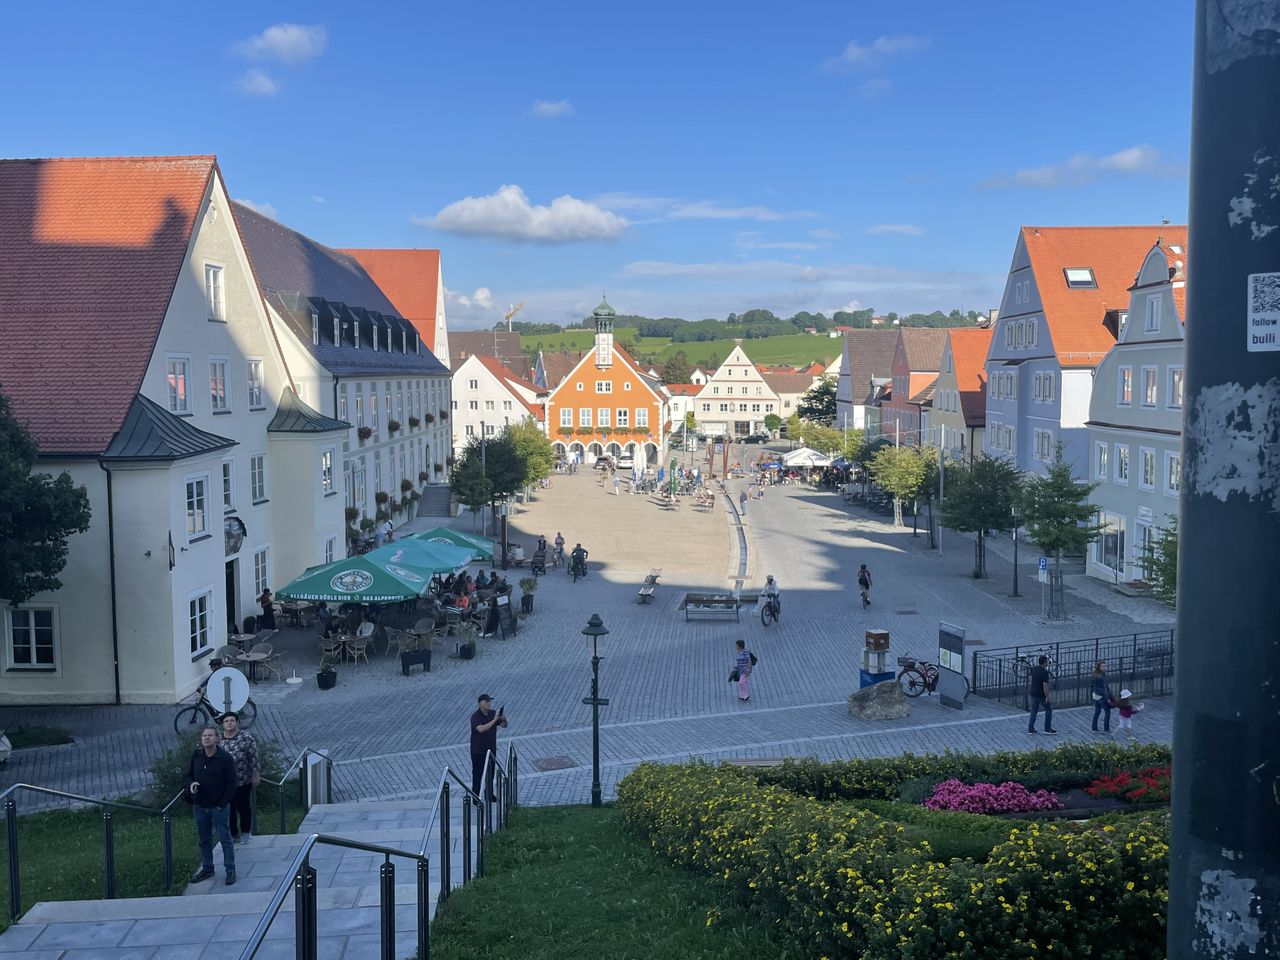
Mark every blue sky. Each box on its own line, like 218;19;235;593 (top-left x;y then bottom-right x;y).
1;1;1194;329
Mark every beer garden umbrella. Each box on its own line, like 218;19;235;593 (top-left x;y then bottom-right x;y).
369;539;475;575
414;526;496;562
276;556;430;604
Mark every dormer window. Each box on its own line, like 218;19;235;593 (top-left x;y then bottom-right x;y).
402;329;407;353
333;318;340;346
1063;267;1097;289
353;318;361;350
372;323;378;352
311;313;320;345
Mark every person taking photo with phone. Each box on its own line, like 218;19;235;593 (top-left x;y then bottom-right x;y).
470;694;508;799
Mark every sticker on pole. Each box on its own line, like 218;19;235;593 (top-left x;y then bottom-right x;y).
1038;557;1049;584
1248;273;1280;351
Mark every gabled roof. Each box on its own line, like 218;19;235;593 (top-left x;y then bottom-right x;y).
842;330;899;404
451;330;523;365
946;327;995;428
538;351;586;389
102;394;235;462
908;377;937;405
339;248;440;336
898;328;949;371
268;387;350;433
0;155;216;454
665;383;702;396
470;355;545;420
1021;225;1187;364
762;372;816;396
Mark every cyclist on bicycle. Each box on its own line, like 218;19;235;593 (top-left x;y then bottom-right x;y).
570;543;588;578
763;574;781;616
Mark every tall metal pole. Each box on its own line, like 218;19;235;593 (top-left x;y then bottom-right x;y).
480;422;488;539
1011;509;1020;599
590;647;601;808
1170;4;1279;955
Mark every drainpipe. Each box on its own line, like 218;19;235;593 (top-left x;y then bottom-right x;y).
97;461;123;705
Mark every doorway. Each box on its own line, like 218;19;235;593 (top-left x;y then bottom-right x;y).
225;559;238;634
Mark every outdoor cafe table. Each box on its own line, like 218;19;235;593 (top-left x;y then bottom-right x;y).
236;649;270;682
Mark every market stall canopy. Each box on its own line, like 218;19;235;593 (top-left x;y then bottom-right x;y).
782;447;833;468
277;556;430;603
830;457;851;469
414;527;495;562
371;539;475;574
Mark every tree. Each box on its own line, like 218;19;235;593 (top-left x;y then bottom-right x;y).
1017;444;1103;620
0;389;92;606
683;410;697;434
870;445;927;528
662;351;693;385
507;419;555;489
1142;514;1178;606
940;454;1022;578
796;376;837;422
449;438;494;522
763;413;782;434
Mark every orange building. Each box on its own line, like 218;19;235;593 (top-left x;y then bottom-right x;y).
544;300;667;465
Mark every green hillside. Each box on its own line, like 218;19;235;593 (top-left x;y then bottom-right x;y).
520;330;839;371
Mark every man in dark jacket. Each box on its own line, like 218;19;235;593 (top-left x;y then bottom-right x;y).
186;724;238;884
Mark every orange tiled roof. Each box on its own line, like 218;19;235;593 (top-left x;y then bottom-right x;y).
1022;225;1187;364
946;327;995;427
665;383;702;396
474;355;545;419
340;248;440;339
0;155;216;454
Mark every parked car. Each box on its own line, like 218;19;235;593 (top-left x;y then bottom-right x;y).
616;455;635;470
594;456;615;471
741;434;769;444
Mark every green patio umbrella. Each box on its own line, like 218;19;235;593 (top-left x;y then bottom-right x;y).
276;555;430;603
415;527;496;562
369;539;476;574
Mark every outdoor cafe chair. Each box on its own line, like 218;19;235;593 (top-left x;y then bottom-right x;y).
356;621;376;639
383;627;407;658
320;637;344;662
347;636;371;666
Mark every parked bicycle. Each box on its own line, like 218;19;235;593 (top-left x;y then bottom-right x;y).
896;656;970;700
1011;649;1057;681
174;680;258;734
760;594;781;627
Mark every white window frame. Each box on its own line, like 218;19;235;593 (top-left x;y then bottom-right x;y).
188;588;213;658
1033;373;1043;401
468;379;478;390
595;380;612;393
1141;365;1158;408
1004;325;1013;349
579;408;592;428
636;407;649;428
560;408;573;428
247;359;265;410
185;474;209;541
1016;321;1026;348
204;262;225;322
324;536;336;564
253;546;270;598
1095;441;1109;481
321;447;336;495
1114;443;1130;484
598;407;611;427
250;454;267;504
1043;373;1055;402
1165;452;1182;496
484;400;494;411
616;408;629;428
209;357;230;413
1167;365;1184;409
222;458;235;511
465;424;475;436
1139;447;1156;491
1144;295;1162;333
166;355;192;414
1118;366;1133;406
5;606;59;671
311;312;320;345
1029;320;1039;347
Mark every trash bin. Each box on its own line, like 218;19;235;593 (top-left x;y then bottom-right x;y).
305;750;331;806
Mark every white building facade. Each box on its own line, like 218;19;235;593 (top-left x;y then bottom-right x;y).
692;343;779;438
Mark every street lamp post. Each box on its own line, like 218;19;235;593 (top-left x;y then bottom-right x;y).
1011;503;1021;598
581;614;610;808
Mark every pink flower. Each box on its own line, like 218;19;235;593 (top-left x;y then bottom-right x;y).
923;779;1064;814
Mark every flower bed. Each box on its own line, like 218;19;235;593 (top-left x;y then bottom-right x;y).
1086;766;1171;804
619;761;1169;960
924;779;1063;814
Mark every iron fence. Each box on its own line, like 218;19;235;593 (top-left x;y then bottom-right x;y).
971;629;1175;710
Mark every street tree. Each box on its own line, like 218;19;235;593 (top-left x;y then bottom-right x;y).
1143;514;1179;607
684;410;697;434
917;448;942;547
507;418;555;489
449;438;494;528
796;375;837;422
763;413;782;434
870;444;927;528
939;454;1022;578
661;351;694;385
0;388;92;606
1017;444;1103;619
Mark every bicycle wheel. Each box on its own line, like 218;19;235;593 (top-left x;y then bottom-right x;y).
761;602;775;627
174;704;209;735
239;698;258;729
1011;658;1030;681
897;668;927;698
963;677;971;700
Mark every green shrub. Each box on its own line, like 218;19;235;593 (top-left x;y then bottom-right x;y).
896;776;936;804
149;732;290;805
847;799;1010;863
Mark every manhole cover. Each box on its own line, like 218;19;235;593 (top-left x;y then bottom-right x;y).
533;756;577;772
894;610;920;615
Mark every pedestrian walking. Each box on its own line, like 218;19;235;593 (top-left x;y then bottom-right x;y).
185;725;238;885
1026;655;1057;735
739;490;747;516
613;475;620;496
857;564;872;608
730;639;756;702
1091;661;1114;734
257;588;276;630
220;713;260;844
1114;688;1144;742
470;694;508;799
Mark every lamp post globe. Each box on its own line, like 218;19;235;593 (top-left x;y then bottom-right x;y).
581;613;610;808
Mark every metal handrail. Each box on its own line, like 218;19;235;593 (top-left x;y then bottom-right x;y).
2;783;187;920
238;831;431;960
257;747;336;834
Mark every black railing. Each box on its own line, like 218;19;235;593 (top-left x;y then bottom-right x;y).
1;783;186;920
971;629;1176;709
238;744;519;960
255;747;335;835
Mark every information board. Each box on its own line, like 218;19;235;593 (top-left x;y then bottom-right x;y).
936;621;967;710
495;592;518;639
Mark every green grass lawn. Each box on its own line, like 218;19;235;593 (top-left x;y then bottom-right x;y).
0;789;306;932
428;806;790;960
5;726;74;749
521;330;839;372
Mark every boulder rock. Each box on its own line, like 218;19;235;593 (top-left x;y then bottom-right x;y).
848;679;909;720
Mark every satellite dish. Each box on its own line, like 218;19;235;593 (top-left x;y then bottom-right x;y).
207;667;250;716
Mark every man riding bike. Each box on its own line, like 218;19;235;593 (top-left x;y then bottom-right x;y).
570;543;588;579
761;574;782;625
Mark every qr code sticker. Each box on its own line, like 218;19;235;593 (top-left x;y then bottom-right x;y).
1250;272;1280;315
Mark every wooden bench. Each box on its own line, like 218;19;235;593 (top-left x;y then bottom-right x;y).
683;593;741;622
636;569;663;604
637;585;656;604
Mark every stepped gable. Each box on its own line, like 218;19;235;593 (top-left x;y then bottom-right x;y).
0;155;216;454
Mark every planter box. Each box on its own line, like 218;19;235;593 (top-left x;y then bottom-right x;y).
317;670;337;690
400;649;432;675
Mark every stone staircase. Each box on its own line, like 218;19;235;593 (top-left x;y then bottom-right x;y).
0;797;482;959
415;485;454;519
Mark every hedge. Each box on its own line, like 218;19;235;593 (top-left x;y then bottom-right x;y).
618;761;1168;960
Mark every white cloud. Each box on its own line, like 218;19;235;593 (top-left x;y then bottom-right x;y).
865;223;926;236
310;195;326;204
735;231;823;251
619;258;992;294
235;24;328;65
447;286;495;310
421;185;628;243
593;193;816;222
531;99;574;118
235;198;278;219
237;69;279;97
824;35;930;72
982;144;1171;189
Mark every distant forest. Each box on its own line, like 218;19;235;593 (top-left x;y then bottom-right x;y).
498;307;986;341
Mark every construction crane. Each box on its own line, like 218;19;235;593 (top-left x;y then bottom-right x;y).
504;302;525;331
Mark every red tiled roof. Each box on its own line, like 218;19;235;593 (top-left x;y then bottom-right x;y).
946;327;995;427
0;156;216;454
473;355;545;420
340;248;440;339
1022;225;1186;364
665;383;702;396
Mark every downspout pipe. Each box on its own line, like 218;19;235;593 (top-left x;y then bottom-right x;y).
97;461;122;705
